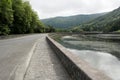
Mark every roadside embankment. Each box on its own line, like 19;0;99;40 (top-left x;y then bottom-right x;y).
46;36;112;80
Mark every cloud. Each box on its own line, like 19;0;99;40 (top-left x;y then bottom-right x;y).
29;0;120;19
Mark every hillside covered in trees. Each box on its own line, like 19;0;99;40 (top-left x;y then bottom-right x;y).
0;0;54;35
74;7;120;32
41;13;106;29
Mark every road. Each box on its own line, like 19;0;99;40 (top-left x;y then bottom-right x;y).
0;34;47;80
24;35;70;80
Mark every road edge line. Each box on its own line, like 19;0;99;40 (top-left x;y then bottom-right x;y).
8;40;38;80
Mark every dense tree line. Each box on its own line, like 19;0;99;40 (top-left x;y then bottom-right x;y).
0;0;52;35
72;7;120;33
77;18;120;33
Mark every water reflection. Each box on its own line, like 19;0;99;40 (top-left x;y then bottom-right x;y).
61;36;120;59
68;49;120;80
59;35;120;80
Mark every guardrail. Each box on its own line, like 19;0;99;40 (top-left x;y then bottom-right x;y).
46;36;112;80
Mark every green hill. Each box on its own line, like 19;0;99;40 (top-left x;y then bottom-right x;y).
41;13;106;29
75;7;120;32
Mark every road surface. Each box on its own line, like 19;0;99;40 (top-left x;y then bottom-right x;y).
0;34;47;80
24;35;70;80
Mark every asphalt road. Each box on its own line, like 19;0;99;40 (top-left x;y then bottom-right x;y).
0;34;47;80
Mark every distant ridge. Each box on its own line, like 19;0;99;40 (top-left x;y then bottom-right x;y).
41;13;106;29
75;7;120;32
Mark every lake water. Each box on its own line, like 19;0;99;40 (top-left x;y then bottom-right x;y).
59;35;120;80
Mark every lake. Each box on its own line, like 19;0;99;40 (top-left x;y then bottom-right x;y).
57;34;120;80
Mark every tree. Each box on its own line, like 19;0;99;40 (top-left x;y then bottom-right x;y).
45;25;56;32
23;2;33;33
11;0;25;34
0;0;46;35
0;0;13;35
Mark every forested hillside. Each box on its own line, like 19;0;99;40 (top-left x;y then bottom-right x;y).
0;0;49;35
75;7;120;32
41;13;106;29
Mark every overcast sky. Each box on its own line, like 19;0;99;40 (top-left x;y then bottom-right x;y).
29;0;120;19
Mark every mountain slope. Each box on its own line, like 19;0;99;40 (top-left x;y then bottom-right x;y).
76;7;120;32
41;13;106;29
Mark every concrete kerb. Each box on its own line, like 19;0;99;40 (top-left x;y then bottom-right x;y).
46;36;112;80
8;39;39;80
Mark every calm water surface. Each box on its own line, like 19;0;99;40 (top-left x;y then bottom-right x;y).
59;35;120;80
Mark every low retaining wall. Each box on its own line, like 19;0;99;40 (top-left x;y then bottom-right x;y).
46;36;112;80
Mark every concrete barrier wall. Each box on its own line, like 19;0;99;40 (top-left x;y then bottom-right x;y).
46;36;112;80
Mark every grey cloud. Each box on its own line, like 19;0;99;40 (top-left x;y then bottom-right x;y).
29;0;120;19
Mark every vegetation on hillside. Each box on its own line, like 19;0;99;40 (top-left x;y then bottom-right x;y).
0;0;55;35
41;13;106;29
74;7;120;32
